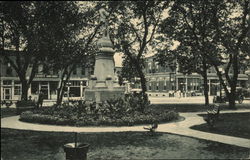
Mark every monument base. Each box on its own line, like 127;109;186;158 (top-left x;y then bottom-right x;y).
84;84;124;103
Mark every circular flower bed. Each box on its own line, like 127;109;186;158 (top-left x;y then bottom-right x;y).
20;93;179;126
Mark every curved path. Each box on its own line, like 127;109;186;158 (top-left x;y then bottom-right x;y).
1;110;250;148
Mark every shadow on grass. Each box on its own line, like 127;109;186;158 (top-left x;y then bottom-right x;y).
191;112;250;139
1;129;249;160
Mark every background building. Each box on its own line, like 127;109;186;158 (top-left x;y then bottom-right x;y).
0;51;123;103
132;55;249;97
1;51;249;103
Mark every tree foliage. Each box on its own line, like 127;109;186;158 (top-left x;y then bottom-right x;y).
1;1;100;102
2;1;52;100
156;0;223;105
157;0;250;108
41;2;100;105
107;1;170;103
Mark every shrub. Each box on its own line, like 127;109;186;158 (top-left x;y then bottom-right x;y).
20;108;179;126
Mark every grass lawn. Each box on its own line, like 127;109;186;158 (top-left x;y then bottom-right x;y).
1;129;249;160
150;103;250;112
191;112;250;139
0;108;17;118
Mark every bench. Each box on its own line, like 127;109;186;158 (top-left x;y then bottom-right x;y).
203;104;220;128
143;123;158;134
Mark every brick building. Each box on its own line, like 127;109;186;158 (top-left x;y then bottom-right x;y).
131;55;249;97
0;49;94;103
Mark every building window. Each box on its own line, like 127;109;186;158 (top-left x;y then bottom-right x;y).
50;82;58;95
149;83;151;91
3;80;12;85
68;81;80;97
71;81;80;86
14;86;21;95
155;63;159;72
14;81;21;95
163;81;167;90
69;87;80;97
31;82;39;94
14;81;20;85
156;82;159;91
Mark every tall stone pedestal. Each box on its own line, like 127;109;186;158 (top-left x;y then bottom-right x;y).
84;36;124;103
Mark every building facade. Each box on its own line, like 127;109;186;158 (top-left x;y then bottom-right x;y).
131;55;249;97
0;52;123;103
0;53;93;103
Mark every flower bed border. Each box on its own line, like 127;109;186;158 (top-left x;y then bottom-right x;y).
19;110;180;127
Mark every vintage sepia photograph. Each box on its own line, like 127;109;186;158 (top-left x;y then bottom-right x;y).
1;1;250;159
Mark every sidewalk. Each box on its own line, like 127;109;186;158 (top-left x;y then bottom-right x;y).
149;96;212;104
149;96;250;104
1;109;250;148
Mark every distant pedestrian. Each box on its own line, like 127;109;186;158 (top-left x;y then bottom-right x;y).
182;91;186;98
177;90;181;98
37;91;44;108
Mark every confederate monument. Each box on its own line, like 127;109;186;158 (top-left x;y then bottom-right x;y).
84;7;125;102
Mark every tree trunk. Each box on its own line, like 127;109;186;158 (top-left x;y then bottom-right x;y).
217;72;237;109
135;61;147;95
56;79;66;106
202;60;209;106
228;53;238;109
203;74;209;106
56;65;75;105
223;56;237;109
56;85;64;105
228;80;237;109
21;80;29;101
138;70;148;100
228;93;236;109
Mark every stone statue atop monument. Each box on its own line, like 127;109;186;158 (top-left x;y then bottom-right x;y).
99;8;109;38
